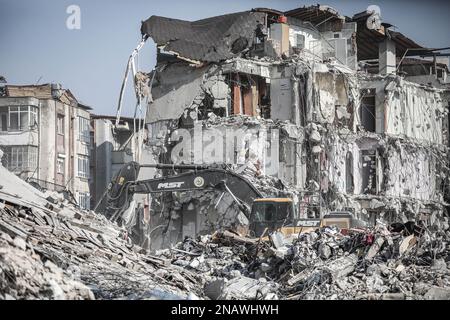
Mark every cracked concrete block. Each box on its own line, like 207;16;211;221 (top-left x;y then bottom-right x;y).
319;243;332;259
324;254;358;281
270;231;286;249
309;130;321;143
365;237;385;260
209;81;229;100
431;258;447;273
312;145;322;154
13;236;27;251
260;262;271;272
424;287;450;300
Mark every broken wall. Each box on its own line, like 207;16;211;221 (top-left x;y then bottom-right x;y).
383;141;444;202
326;133;363;196
143;40;449;246
146;63;231;123
287;19;357;70
305;64;358;128
361;77;446;143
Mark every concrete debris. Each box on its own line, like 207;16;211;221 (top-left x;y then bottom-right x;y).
1;159;449;300
139;6;450;255
150;219;450;300
0;164;204;300
2;4;450;301
0;234;94;300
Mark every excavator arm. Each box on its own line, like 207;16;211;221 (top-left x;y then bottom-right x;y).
105;162;263;221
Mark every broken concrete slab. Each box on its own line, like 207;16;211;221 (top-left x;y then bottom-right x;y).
324;254;358;281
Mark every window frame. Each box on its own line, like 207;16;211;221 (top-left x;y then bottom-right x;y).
0;106;38;132
56;157;65;174
57;114;65;135
77;154;89;179
2;145;38;172
78;116;90;144
78;192;91;210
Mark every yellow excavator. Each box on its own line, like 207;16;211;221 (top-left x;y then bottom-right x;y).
249;198;365;237
106;162;364;238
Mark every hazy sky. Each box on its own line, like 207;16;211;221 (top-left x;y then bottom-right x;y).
1;0;449;116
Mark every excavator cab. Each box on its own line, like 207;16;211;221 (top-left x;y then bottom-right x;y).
249;198;295;237
248;199;366;238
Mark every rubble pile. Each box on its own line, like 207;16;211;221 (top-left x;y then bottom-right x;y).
0;202;209;300
0;165;204;300
1;163;449;300
154;221;450;300
0;222;93;300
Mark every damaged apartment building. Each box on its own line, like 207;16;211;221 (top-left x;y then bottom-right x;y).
0;83;92;210
125;5;450;248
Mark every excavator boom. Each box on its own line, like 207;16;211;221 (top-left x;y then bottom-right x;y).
105;162;263;221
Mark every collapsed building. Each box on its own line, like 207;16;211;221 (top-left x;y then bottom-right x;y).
1;158;449;300
1;5;450;302
111;5;450;249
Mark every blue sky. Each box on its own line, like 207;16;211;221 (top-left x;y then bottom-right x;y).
1;0;449;116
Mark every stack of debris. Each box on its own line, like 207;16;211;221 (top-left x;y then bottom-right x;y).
154;221;450;300
0;164;203;300
1;161;449;300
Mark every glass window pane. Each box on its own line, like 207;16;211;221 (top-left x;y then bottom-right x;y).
31;147;37;169
32;107;38;125
30;112;36;127
9;112;19;130
57;116;64;134
79;117;90;143
0;113;7;131
20;111;28;130
17;148;23;169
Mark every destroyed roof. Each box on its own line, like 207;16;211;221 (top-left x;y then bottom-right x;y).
284;4;346;24
143;5;429;64
364;57;450;75
284;5;428;61
141;11;266;63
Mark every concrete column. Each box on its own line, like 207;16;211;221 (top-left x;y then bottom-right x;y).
292;77;300;125
379;38;396;75
270;23;290;57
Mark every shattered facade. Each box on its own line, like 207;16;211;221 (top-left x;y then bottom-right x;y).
1;4;450;302
125;6;450;249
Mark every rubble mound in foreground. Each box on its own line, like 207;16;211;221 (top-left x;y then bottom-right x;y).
156;222;450;300
1;164;449;300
